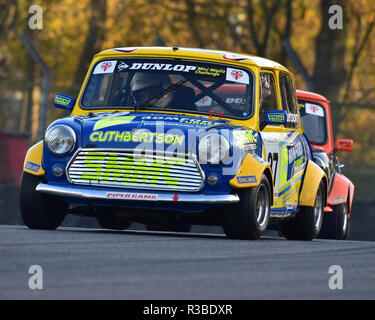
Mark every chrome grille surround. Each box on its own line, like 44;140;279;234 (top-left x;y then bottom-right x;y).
66;148;205;192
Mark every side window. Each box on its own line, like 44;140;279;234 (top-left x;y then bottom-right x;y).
279;73;299;128
259;72;278;124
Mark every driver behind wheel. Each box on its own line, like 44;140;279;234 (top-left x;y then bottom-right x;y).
131;73;172;107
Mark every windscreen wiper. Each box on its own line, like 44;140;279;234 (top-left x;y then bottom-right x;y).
135;79;188;111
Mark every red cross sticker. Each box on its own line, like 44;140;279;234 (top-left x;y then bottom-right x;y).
231;70;243;80
309;105;319;113
101;62;112;72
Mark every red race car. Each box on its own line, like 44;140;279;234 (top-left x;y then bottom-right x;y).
297;90;355;239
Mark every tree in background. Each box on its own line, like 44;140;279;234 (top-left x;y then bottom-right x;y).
0;0;375;166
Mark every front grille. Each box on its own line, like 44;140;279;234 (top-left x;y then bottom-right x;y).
66;149;204;192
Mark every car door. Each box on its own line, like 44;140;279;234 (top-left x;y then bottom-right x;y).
276;72;308;212
258;71;290;210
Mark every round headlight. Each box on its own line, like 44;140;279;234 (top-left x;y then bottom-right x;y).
199;133;230;165
45;125;76;156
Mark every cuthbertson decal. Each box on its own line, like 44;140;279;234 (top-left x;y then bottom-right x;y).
90;131;185;145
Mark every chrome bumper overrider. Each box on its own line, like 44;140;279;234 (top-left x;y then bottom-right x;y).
36;183;240;204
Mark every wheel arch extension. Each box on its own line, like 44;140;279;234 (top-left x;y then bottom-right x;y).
23;141;45;176
229;154;274;205
299;160;328;207
327;172;355;215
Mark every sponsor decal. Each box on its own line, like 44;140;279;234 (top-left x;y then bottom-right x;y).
294;156;304;169
332;197;345;204
236;175;257;184
226;68;249;84
233;130;257;144
117;62;129;71
93;60;117;74
106;192;158;200
140;115;213;126
126;62;197;73
226;97;245;104
93;115;135;130
286;202;294;210
287;113;298;123
194;66;225;77
288;141;304;165
242;143;257;151
178;118;213;126
286;201;298;210
54;95;71;107
80;152;186;187
305;103;324;117
25;161;41;173
267;112;285;123
89;130;185;145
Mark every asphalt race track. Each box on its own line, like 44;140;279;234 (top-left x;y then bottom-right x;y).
0;224;374;299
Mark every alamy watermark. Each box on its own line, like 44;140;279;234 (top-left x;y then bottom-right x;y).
328;265;343;290
28;5;43;30
329;5;343;30
28;265;43;290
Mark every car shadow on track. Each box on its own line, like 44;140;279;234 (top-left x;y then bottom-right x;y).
53;226;283;241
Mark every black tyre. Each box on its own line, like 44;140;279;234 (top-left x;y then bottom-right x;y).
281;182;324;240
146;223;191;232
318;203;349;240
97;208;131;230
222;175;271;240
19;172;67;230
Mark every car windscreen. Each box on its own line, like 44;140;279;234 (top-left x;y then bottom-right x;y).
298;100;327;145
81;58;254;119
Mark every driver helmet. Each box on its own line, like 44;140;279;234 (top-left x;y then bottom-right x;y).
131;73;172;106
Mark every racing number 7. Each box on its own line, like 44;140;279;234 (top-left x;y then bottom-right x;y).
267;152;278;179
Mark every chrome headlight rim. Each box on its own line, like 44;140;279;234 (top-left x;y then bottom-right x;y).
45;125;76;156
198;133;230;165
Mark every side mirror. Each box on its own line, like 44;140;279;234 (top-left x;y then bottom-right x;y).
335;139;354;152
54;93;75;110
260;110;287;130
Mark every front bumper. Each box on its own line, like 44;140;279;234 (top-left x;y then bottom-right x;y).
36;183;240;204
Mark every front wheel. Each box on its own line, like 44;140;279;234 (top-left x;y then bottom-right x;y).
318;203;349;240
19;172;67;230
280;182;324;241
222;175;271;240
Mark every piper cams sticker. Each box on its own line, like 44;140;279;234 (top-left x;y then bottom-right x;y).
93;60;117;74
226;68;249;84
305;103;324;117
106;192;159;200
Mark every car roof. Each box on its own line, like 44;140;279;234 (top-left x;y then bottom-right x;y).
296;89;330;103
96;46;291;73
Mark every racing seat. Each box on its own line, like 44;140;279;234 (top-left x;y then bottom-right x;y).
168;86;197;111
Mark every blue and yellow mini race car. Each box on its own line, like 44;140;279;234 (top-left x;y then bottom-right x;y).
20;47;327;240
